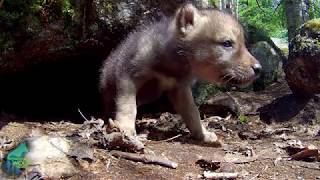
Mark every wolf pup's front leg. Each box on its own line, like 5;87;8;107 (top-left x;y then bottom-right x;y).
114;78;137;136
168;87;220;145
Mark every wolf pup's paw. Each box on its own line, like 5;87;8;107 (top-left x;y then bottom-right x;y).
201;131;222;147
113;121;137;137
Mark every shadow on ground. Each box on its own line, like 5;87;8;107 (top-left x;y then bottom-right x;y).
258;93;313;124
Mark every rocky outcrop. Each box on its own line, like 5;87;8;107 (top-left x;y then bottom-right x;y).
250;41;283;90
284;18;320;97
0;0;198;75
0;0;212;117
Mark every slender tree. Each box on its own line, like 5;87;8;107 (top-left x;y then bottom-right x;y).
284;0;304;42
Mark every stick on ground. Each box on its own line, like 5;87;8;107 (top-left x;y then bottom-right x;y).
203;171;238;179
110;150;178;169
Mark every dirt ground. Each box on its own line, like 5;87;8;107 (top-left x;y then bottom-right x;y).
0;79;319;180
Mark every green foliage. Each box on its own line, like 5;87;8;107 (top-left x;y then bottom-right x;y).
209;0;219;7
239;0;287;38
239;0;320;39
0;32;14;54
62;0;75;20
0;0;77;54
238;114;249;124
311;0;320;19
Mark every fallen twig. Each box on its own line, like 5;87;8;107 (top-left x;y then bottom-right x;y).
160;134;182;142
197;156;283;165
78;108;89;121
110;150;178;169
203;171;238;179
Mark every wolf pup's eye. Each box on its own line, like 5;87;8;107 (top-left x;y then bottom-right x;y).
221;40;233;48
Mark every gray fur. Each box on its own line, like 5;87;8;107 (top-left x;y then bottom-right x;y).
99;4;260;144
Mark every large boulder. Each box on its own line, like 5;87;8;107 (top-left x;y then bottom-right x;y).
0;0;199;75
0;0;212;117
284;18;320;97
242;23;287;91
0;0;213;75
250;41;283;90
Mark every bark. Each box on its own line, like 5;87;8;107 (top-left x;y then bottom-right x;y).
302;0;310;22
221;0;225;10
234;0;239;18
284;0;304;42
193;0;210;8
216;0;223;10
78;0;96;39
221;0;238;17
225;0;233;14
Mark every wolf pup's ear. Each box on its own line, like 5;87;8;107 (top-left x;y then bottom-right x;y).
176;4;200;35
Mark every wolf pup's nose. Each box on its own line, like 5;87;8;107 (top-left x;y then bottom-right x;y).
252;63;262;75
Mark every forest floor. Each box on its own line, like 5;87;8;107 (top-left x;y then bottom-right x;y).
0;79;319;180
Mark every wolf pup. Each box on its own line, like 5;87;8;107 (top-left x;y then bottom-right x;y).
100;4;261;145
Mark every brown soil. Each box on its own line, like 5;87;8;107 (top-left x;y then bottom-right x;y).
0;79;319;180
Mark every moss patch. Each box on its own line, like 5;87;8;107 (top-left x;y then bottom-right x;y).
304;18;320;32
291;19;320;57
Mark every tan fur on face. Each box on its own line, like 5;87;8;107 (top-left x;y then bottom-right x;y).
185;10;260;87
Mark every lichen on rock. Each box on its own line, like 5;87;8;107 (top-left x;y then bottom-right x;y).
284;18;320;96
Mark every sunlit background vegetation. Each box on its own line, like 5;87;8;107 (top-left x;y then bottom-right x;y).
238;0;320;39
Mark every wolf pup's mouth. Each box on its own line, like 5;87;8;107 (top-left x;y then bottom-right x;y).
220;74;256;88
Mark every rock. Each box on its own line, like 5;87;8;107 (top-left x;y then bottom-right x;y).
200;92;239;117
25;136;78;178
136;112;187;141
271;37;289;56
1;0;199;75
0;0;209;117
284;18;320;96
250;41;283;90
239;23;287;90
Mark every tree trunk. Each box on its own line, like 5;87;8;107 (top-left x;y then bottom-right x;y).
284;0;304;42
221;0;225;10
225;0;233;14
220;0;238;17
216;0;223;10
301;0;310;22
233;0;239;19
194;0;210;8
78;0;96;39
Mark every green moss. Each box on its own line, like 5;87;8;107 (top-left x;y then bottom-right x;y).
238;115;249;124
192;81;221;105
281;47;289;56
305;18;320;32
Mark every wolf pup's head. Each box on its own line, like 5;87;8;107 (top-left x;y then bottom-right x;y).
174;4;261;88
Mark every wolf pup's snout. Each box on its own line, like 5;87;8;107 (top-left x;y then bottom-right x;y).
252;63;262;76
